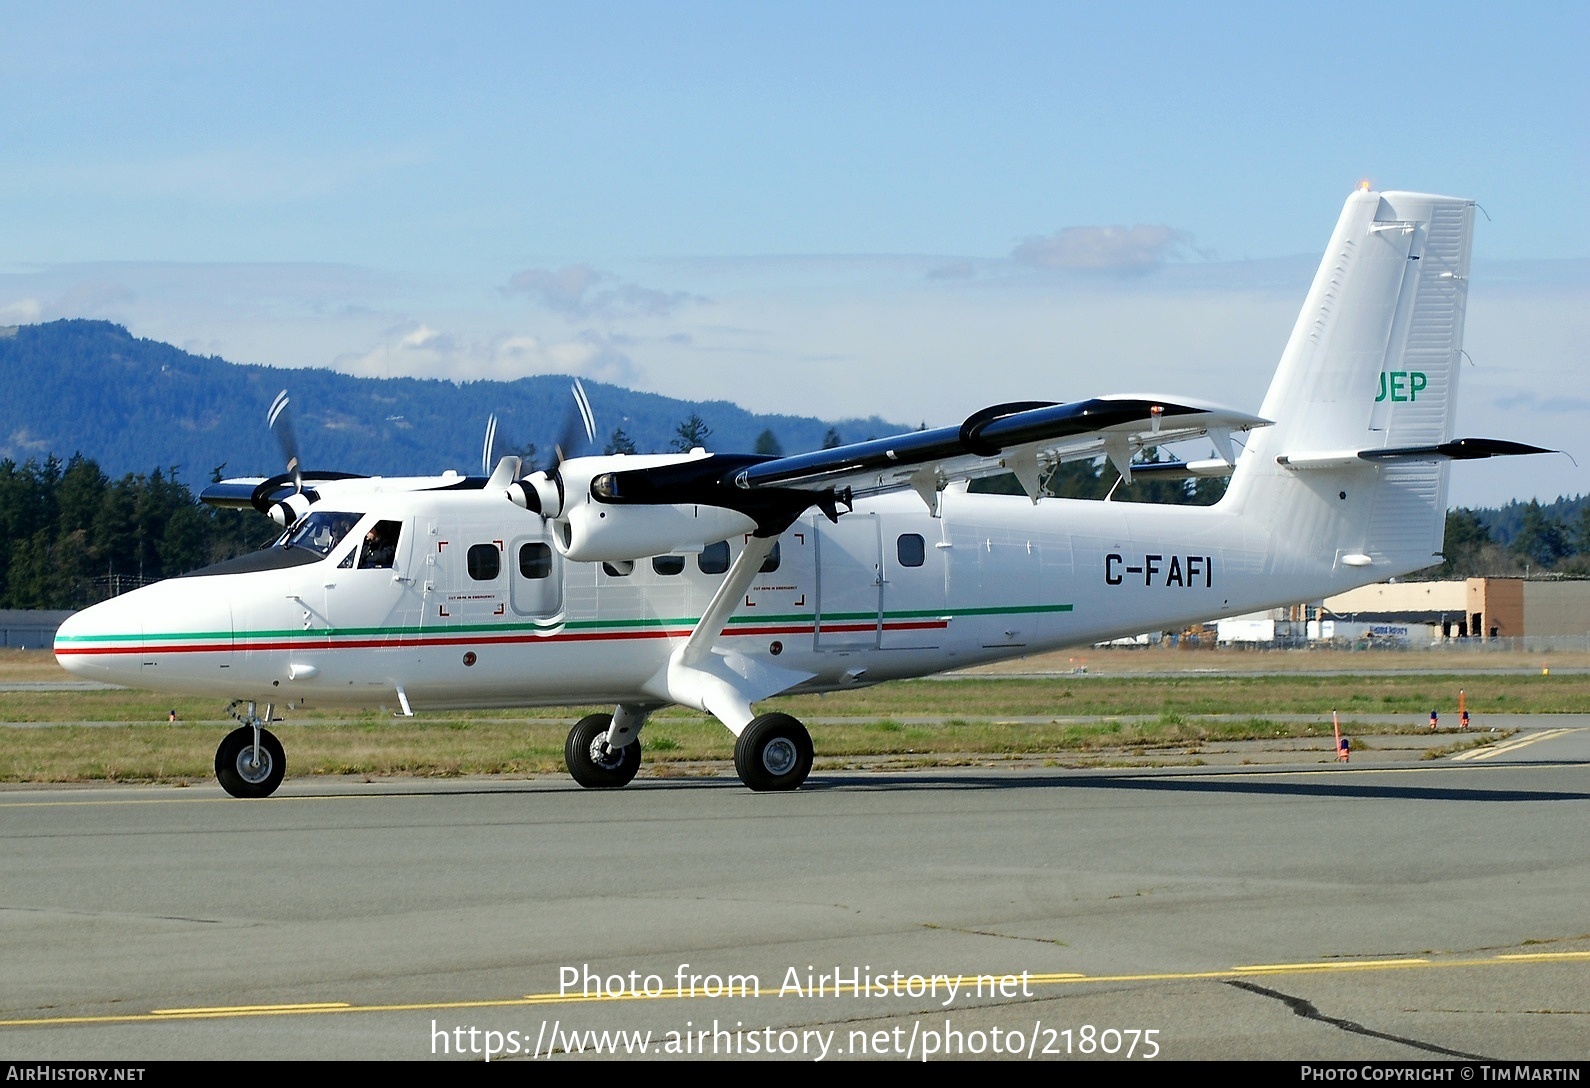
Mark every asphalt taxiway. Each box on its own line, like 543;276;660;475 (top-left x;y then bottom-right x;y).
2;728;1585;1061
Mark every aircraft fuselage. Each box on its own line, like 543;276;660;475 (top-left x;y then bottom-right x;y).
54;483;1310;712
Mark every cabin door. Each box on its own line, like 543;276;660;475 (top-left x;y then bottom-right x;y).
813;513;882;650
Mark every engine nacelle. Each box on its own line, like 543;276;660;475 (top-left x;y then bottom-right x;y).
558;501;758;563
266;491;314;527
508;452;760;562
507;473;564;517
508;453;699;520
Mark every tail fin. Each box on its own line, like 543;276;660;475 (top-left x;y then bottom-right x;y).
1223;188;1475;579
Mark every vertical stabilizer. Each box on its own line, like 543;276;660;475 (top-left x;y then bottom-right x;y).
1223;189;1474;581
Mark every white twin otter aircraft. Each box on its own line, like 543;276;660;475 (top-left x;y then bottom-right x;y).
54;188;1548;797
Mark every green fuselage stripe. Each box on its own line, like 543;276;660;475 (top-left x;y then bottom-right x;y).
55;602;1075;646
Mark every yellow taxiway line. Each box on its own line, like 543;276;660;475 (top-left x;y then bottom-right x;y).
5;952;1586;1028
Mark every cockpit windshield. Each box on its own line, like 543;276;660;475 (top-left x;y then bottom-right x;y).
278;511;364;557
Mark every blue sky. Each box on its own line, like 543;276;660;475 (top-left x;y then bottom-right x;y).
2;2;1585;506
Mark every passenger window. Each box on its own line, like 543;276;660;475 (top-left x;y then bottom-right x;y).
519;542;552;579
897;533;926;567
760;542;781;573
698;541;730;575
467;543;501;580
603;560;634;577
652;555;685;576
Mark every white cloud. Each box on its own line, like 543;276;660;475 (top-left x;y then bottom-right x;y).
334;323;642;386
0;297;43;324
0;277;137;324
1011;224;1191;274
398;324;451;352
0;254;1580;508
504;264;703;320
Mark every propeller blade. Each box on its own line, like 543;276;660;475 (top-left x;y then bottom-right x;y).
481;413;499;476
554;379;598;465
573;379;596;445
267;390;302;492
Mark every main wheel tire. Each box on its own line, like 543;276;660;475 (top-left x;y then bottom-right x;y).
565;713;642;788
734;713;813;792
215;726;286;798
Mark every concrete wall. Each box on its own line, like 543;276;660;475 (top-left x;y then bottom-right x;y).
1325;581;1467;615
1469;579;1524;639
0;610;74;650
1322;578;1589;639
1522;581;1590;636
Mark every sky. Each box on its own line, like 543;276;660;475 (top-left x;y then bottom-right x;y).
1;1;1585;507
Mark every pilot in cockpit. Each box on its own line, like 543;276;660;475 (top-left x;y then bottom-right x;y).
358;521;400;569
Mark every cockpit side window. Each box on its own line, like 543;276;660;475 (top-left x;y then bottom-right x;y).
282;511;364;558
357;521;402;569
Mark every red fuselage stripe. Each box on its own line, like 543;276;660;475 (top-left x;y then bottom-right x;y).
55;619;950;656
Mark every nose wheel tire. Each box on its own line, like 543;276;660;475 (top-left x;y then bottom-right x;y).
734;713;813;792
215;726;286;798
565;713;642;788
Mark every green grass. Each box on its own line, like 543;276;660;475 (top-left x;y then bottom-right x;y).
0;670;1568;784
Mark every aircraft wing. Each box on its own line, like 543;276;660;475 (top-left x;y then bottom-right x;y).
731;395;1270;504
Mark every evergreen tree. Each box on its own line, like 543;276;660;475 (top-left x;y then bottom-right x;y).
670;414;712;453
1575;505;1590;555
1512;500;1569;569
1436;509;1492;577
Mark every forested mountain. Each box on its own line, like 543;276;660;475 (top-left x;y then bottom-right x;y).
0;319;1583;609
0;320;899;481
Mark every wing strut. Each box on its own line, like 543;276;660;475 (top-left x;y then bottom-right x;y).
644;534;815;734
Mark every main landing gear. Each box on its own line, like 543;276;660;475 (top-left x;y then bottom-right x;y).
562;710;813;792
216;701;285;798
735;714;814;791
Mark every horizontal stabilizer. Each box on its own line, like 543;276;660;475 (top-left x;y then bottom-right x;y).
1356;438;1556;462
1276;438;1554;471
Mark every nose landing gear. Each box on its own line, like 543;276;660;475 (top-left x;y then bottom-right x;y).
564;713;642;788
216;702;286;798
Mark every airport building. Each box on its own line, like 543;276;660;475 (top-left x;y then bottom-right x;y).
1215;577;1590;645
0;610;74;650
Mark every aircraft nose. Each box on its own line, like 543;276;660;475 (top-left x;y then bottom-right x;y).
56;581;237;691
54;594;143;682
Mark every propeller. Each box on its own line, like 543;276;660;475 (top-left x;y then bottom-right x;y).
506;380;599;517
251;389;360;523
482;381;595;477
267;390;302;495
